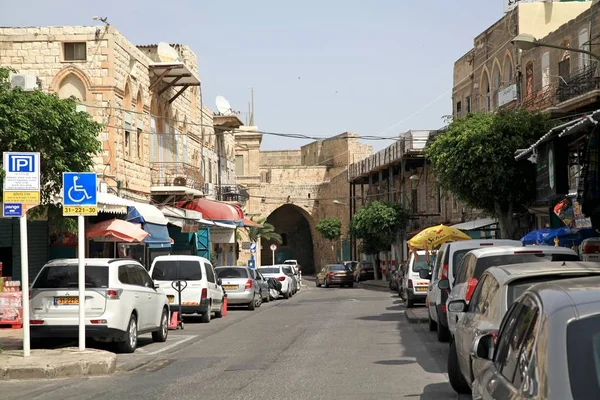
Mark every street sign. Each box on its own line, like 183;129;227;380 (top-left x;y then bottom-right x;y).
250;242;257;254
3;203;22;218
3;152;40;191
62;172;98;216
270;244;277;251
248;260;255;269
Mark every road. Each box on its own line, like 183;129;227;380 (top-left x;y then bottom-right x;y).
3;281;466;400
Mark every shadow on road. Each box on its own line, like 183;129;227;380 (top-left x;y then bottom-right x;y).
403;382;457;400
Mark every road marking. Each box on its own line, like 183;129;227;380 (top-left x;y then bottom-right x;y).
144;335;197;355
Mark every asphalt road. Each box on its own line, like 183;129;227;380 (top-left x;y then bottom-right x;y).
3;281;466;400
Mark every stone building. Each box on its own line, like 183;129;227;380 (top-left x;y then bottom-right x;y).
235;130;372;273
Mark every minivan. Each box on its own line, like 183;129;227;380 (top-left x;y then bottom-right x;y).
400;250;434;308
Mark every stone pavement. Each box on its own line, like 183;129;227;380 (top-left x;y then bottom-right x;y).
0;328;22;351
405;307;429;323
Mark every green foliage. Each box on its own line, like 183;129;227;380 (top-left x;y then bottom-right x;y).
316;217;342;241
426;109;555;238
245;217;283;245
350;201;409;254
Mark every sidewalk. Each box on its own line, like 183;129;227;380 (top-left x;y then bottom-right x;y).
359;279;391;290
0;329;116;380
405;307;429;324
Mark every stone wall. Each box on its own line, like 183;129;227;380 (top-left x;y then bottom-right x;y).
260;150;302;167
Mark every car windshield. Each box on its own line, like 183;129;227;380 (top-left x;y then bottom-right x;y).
152;260;202;281
259;268;280;274
283;266;294;275
567;314;600;399
412;254;432;272
33;264;109;288
473;253;580;280
215;268;248;279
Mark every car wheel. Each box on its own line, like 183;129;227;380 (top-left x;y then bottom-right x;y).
215;299;224;318
448;339;472;394
428;313;437;332
316;279;321;287
437;323;450;342
324;279;330;288
255;291;263;308
248;295;256;310
152;308;169;342
201;303;212;323
118;314;138;353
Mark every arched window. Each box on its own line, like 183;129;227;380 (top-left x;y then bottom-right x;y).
492;63;502;108
541;52;550;89
579;28;590;69
480;71;491;112
58;73;86;101
135;91;143;160
503;55;514;84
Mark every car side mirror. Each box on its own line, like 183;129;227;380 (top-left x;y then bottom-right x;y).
419;269;432;280
217;278;222;286
153;281;160;289
470;332;497;361
438;279;450;290
447;300;468;313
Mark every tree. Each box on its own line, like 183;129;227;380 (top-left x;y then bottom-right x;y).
350;201;409;278
245;217;283;245
426;110;555;239
0;67;103;230
316;217;342;262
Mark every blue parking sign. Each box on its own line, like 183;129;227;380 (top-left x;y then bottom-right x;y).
63;173;97;206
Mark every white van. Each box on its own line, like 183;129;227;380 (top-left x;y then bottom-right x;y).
149;255;224;323
400;250;433;308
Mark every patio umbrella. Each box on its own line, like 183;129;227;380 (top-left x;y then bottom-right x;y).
86;219;149;242
408;224;471;250
521;228;553;245
542;227;597;247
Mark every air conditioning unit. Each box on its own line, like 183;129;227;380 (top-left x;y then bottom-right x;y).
173;176;187;186
204;183;214;195
9;73;38;91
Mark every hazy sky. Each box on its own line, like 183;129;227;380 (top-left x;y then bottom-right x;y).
0;0;503;151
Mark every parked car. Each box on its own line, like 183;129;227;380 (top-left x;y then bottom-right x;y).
352;262;375;282
316;264;354;288
400;250;433;308
257;265;294;299
424;239;521;342
284;260;302;290
446;261;600;394
471;275;600;400
30;258;169;353
150;255;224;323
444;245;579;338
282;265;299;294
250;268;271;303
215;266;263;310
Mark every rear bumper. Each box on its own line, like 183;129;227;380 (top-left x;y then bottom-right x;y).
169;299;210;315
327;277;354;285
31;325;127;341
225;291;254;304
408;290;428;300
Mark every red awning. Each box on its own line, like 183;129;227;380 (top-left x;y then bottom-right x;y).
242;218;262;228
176;199;243;223
87;219;149;242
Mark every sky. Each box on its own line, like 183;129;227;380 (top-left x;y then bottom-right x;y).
0;0;503;151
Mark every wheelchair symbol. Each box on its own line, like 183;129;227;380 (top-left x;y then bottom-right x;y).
67;176;93;203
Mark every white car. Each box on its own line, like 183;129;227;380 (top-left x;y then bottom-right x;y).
257;265;294;299
425;239;521;342
30;258;169;353
150;255;224;323
400;250;432;308
283;260;302;290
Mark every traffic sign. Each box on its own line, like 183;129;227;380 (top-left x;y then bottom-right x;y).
62;172;98;216
3;203;22;218
3;152;40;191
270;244;277;251
250;242;257;254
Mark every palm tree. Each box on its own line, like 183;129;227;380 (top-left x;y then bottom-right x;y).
245;217;283;244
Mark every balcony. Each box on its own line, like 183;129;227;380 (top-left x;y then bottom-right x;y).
151;162;204;192
556;62;599;104
521;83;557;112
216;185;249;204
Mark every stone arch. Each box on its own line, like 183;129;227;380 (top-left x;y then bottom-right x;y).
479;67;491;111
123;80;132;110
51;66;93;100
135;89;144;113
491;59;502;108
502;50;515;84
262;204;316;273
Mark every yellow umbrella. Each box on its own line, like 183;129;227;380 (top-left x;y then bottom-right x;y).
408;224;471;250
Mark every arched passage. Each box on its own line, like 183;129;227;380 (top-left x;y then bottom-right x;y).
262;204;315;273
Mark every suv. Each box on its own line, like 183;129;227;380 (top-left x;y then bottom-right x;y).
444;245;580;339
30;258;169;353
150;255;224;323
400;250;433;308
425;239;521;342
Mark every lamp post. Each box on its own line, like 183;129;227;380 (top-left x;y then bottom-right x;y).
512;33;600;63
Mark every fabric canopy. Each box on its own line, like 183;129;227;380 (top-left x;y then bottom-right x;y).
127;202;169;225
176;199;244;224
143;222;172;248
241;218;262;228
86;219;148;242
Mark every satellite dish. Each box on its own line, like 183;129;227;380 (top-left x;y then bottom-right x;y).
216;95;233;115
157;42;180;63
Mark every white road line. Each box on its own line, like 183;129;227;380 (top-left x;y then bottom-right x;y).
145;335;198;355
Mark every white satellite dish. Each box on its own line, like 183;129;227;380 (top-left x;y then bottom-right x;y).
157;42;180;63
216;95;233;115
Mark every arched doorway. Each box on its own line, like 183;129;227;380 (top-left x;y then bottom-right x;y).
262;204;315;273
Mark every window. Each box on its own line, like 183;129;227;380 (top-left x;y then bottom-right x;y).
456;101;462;115
64;42;86;61
33;264;108;288
125;265;144;287
205;264;216;283
541;52;550;89
468;275;489;313
567;314;600;399
137;128;143;159
471;253;580;281
133;265;154;288
215;268;247;279
208;160;212;183
235;155;244;176
151;260;202;281
525;62;534;98
455;253;477;285
579;28;590;69
124;112;132;158
465;96;471;113
451;249;472;277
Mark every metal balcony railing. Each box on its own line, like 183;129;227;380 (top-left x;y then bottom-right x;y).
556;62;599;104
151;162;204;191
216;184;249;204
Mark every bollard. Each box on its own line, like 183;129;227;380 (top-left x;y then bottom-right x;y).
222;294;228;317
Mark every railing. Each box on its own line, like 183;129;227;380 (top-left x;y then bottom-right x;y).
151;162;204;191
216;184;249;204
521;82;557;112
556;62;599;104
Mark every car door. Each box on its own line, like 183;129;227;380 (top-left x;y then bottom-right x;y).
124;264;147;330
203;261;221;310
134;264;163;329
429;246;446;321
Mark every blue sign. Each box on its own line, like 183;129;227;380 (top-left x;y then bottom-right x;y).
248;260;255;269
62;172;97;206
3;203;22;218
250;242;257;254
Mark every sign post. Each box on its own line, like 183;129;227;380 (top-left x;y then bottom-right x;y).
62;172;97;351
3;152;41;358
270;244;277;265
249;242;257;269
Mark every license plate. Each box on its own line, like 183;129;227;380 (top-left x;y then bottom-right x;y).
223;285;238;291
55;296;79;305
335;274;346;277
415;287;428;292
167;295;175;303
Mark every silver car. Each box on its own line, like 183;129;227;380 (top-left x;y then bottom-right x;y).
249;268;271;303
215;267;262;310
447;261;600;395
471;274;600;400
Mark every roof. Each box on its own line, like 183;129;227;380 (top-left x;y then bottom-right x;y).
468;245;577;257
528;275;600;317
484;261;600;285
46;258;121;265
451;218;497;231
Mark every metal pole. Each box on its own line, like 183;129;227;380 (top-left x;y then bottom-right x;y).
272;249;275;266
78;215;86;351
20;215;30;357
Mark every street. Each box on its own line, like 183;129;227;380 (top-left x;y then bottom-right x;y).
2;281;465;400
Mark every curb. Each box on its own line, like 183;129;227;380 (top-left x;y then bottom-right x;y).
0;348;116;381
404;310;429;324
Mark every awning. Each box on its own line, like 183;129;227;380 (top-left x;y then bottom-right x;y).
515;119;582;161
143;222;172;249
86;219;148;242
451;218;497;231
127;202;169;226
241;218;262;228
149;62;200;104
176;199;243;225
559;109;600;138
214;221;237;229
161;206;202;227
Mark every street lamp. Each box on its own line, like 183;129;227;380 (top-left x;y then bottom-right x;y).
512;33;600;62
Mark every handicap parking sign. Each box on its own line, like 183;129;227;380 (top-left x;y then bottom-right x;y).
62;172;98;216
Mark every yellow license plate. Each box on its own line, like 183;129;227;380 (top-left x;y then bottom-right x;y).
223;285;238;290
167;295;175;303
55;296;79;305
335;274;346;277
416;287;428;292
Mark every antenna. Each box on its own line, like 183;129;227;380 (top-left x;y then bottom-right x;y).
157;42;180;63
216;95;233;115
250;87;255;125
